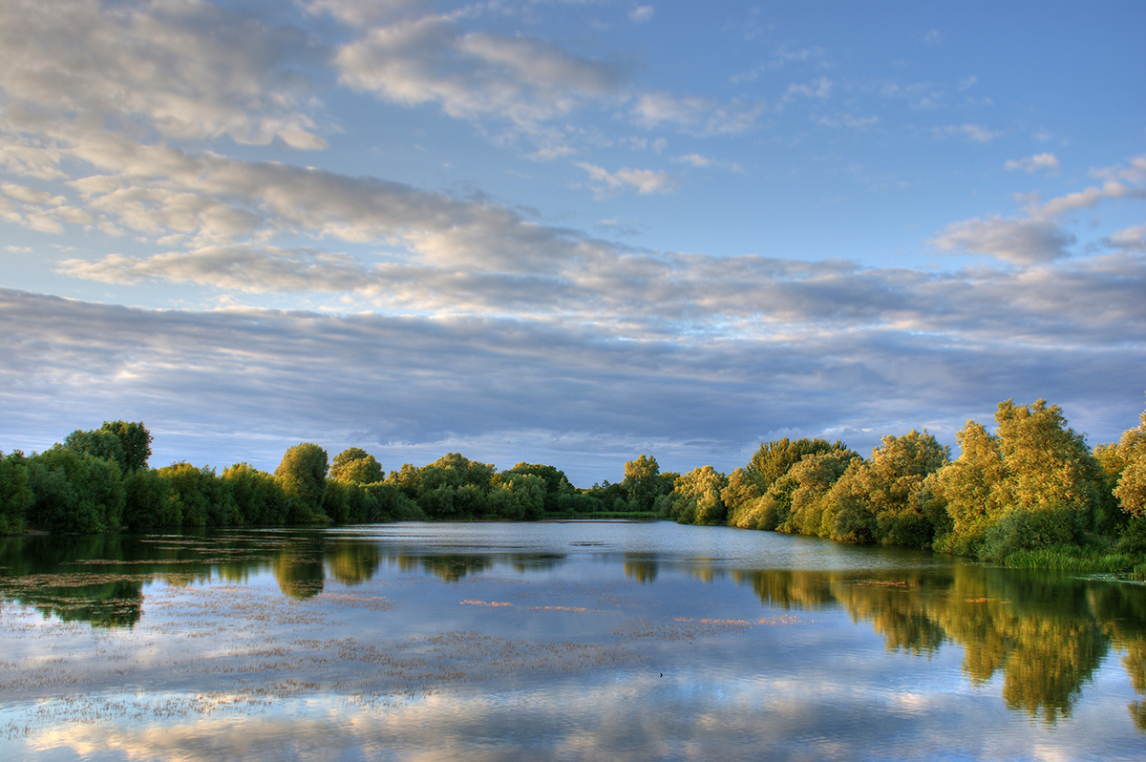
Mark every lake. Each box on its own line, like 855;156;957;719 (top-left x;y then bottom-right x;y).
1;521;1143;761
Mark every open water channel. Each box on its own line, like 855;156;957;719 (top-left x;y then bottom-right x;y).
0;521;1143;761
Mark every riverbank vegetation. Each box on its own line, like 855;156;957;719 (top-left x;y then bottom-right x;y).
2;395;1145;574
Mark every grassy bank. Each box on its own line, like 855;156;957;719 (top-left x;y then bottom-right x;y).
1003;545;1146;578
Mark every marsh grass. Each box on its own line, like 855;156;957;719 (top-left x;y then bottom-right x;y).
1003;545;1144;576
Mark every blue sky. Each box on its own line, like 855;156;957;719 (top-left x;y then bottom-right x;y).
1;0;1144;484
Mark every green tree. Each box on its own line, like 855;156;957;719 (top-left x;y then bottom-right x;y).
824;430;950;546
505;463;573;514
122;467;175;528
623;454;666;512
1115;460;1146;519
750;438;845;490
26;446;125;533
489;472;546;520
416;453;496;519
1106;396;1146;520
670;466;729;525
100;421;152;472
223;463;291;525
275;443;329;521
157;462;239;527
64;428;125;470
930;400;1104;560
783;449;858;536
0;451;32;534
330;447;384;485
728;438;848;527
389;463;422;497
721;467;763;524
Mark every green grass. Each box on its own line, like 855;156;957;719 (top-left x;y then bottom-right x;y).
1003;546;1144;576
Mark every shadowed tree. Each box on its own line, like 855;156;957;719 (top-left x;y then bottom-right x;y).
64;429;125;471
26;446;125;533
0;451;32;534
100;421;152;472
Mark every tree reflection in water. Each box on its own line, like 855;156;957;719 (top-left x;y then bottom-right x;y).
1;528;1145;730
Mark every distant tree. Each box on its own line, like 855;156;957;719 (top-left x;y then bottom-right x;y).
721;467;763;524
157;462;239;527
64;428;125;471
728;438;850;528
489;472;546;521
415;453;496;519
100;421;152;472
1116;460;1146;519
389;463;422;498
505;463;573;513
670;466;729;525
275;443;329;521
623;454;667;512
61;421;152;475
330;448;384;485
122;467;175;528
223;462;291;525
0;450;32;534
26;446;125;533
749;438;845;491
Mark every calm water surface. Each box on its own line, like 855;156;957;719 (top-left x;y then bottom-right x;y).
1;521;1144;761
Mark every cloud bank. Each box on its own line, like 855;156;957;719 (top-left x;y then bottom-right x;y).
0;1;1144;483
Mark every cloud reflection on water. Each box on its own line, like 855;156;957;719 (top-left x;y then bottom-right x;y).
1;523;1145;760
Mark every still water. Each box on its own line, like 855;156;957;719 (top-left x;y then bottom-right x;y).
0;521;1143;761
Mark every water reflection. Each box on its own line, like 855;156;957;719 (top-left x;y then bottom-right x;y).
623;553;658;583
1;524;1145;734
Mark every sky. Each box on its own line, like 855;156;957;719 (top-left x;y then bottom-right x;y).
1;0;1144;486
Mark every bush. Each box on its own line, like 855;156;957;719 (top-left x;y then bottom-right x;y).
980;506;1082;563
26;446;125;533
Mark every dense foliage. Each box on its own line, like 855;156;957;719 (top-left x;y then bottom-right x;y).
3;397;1146;573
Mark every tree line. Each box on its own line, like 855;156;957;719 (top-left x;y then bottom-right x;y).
1;395;1144;569
639;397;1146;570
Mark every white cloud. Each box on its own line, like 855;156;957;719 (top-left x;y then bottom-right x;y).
1108;225;1146;251
671;154;743;173
0;0;329;151
816;114;880;130
306;0;424;26
629;93;764;135
933;156;1146;265
629;6;654;23
1036;179;1142;217
2;183;56;205
935;124;1001;143
783;77;832;102
58;246;374;293
577;163;676;197
674;154;711;168
1005;153;1060;174
335;13;622;134
932;216;1075;265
